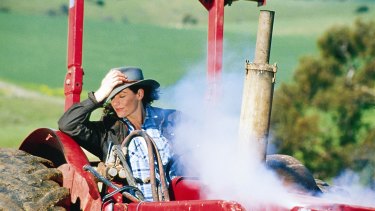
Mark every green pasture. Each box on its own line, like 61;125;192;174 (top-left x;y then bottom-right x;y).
0;12;206;91
1;0;374;90
0;11;317;91
1;0;374;33
0;92;64;148
1;0;375;148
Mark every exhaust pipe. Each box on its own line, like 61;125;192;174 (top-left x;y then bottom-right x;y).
238;10;277;161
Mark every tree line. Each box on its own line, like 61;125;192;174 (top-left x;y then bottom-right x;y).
270;19;375;187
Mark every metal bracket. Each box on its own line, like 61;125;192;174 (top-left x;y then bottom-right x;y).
245;60;278;83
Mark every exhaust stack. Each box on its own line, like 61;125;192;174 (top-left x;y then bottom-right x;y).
238;10;277;161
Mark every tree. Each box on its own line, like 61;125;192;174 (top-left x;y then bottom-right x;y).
270;19;375;183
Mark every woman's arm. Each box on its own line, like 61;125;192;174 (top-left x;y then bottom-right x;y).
58;92;105;157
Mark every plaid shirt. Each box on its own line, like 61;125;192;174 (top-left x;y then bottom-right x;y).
120;106;173;201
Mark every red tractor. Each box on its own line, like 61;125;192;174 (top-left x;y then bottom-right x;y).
1;0;375;210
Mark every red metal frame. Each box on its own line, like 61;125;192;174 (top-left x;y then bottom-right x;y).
169;177;201;201
199;0;224;85
16;126;375;211
56;1;375;210
64;0;84;111
198;0;266;99
63;0;266;109
19;128;101;210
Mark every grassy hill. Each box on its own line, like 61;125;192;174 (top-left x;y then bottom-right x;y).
1;0;374;90
0;0;374;147
0;81;64;147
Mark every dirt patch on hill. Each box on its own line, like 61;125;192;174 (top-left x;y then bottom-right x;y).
0;80;64;105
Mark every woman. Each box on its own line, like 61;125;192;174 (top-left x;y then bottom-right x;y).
58;66;180;201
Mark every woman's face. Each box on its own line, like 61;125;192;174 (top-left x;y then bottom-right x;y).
110;88;143;118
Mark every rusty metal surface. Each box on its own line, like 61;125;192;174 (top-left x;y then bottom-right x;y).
245;62;277;83
238;10;276;161
254;11;274;64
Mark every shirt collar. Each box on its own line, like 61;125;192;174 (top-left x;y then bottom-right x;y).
122;105;159;130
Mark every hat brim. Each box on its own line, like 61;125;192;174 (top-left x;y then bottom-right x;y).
105;79;160;103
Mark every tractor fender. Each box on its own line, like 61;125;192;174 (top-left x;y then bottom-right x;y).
19;128;102;210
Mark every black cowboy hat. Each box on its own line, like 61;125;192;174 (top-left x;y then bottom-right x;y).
106;66;160;102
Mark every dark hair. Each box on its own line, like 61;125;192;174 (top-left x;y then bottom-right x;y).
128;85;159;106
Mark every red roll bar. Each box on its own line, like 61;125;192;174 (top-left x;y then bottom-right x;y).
64;0;84;111
64;0;265;110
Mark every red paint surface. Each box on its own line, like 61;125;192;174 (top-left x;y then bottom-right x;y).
19;128;101;210
199;0;224;99
19;128;375;211
127;200;246;211
169;177;201;201
65;0;84;110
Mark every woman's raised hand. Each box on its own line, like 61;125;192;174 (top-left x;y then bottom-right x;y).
94;69;127;103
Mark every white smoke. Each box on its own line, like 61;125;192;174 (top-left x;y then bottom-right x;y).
157;36;375;209
162;68;297;209
161;67;375;210
320;170;375;208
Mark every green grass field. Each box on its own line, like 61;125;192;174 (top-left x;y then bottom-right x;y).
1;0;374;89
0;85;64;147
0;0;374;147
